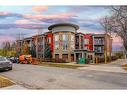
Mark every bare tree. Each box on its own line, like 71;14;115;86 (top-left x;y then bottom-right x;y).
100;6;127;57
2;41;11;51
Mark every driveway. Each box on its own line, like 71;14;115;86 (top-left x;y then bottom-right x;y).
1;62;127;89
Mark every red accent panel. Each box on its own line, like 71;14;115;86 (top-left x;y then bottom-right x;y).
46;33;54;53
84;34;93;51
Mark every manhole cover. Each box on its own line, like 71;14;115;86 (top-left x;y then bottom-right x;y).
47;79;56;82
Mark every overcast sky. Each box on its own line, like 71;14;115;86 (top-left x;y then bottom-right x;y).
0;6;123;51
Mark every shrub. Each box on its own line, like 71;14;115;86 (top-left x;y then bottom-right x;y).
55;58;67;63
111;56;118;61
115;52;124;59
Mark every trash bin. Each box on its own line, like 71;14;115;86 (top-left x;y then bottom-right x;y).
78;58;86;64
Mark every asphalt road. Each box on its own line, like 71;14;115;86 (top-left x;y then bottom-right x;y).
1;63;127;89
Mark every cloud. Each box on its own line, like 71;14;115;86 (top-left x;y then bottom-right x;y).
23;12;75;21
74;18;103;32
18;24;43;29
32;6;48;12
0;24;43;29
15;19;34;24
0;11;10;16
0;11;23;19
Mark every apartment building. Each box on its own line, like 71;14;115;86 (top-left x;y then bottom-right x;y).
16;23;112;63
93;34;112;58
48;23;79;62
74;33;95;63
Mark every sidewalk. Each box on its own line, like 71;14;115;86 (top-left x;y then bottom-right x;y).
78;65;127;73
1;85;27;90
78;59;127;73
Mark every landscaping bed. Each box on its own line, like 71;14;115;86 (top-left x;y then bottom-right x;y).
0;75;14;88
39;62;85;69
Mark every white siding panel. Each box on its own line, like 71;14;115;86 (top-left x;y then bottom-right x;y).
52;26;76;33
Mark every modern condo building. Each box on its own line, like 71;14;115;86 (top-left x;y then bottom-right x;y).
16;23;112;63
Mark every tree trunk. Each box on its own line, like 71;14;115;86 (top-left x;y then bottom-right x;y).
123;40;127;58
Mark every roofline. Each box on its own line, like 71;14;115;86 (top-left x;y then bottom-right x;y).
48;23;79;30
93;33;111;37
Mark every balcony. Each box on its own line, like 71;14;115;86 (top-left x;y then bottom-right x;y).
94;39;104;45
94;43;104;46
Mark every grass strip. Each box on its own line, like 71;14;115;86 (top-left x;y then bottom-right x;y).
0;75;14;88
39;62;85;69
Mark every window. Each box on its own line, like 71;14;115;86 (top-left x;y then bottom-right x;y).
70;35;75;49
62;34;68;50
84;39;89;44
62;34;68;41
75;36;79;43
81;36;84;49
54;35;59;50
94;38;104;45
55;43;59;50
63;34;66;41
48;37;51;43
55;35;59;41
94;46;104;53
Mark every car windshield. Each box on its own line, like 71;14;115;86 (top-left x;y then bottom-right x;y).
0;57;6;61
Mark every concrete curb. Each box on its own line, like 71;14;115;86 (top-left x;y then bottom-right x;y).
1;85;27;89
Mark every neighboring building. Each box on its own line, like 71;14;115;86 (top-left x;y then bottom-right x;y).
93;34;112;58
84;34;95;63
16;23;112;63
44;32;54;58
74;33;95;63
32;34;46;58
74;33;87;62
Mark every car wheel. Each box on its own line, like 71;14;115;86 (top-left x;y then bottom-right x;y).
9;67;12;70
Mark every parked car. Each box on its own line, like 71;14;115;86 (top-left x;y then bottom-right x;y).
9;57;19;63
0;56;12;71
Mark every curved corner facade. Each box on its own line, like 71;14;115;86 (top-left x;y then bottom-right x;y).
48;23;79;62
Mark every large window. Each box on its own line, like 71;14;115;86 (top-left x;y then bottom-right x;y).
94;38;104;45
81;36;84;49
55;35;59;41
62;34;68;50
94;46;104;53
75;36;79;49
84;39;89;44
70;35;75;49
54;35;59;50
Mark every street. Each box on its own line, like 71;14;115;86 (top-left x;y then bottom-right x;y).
0;60;127;89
